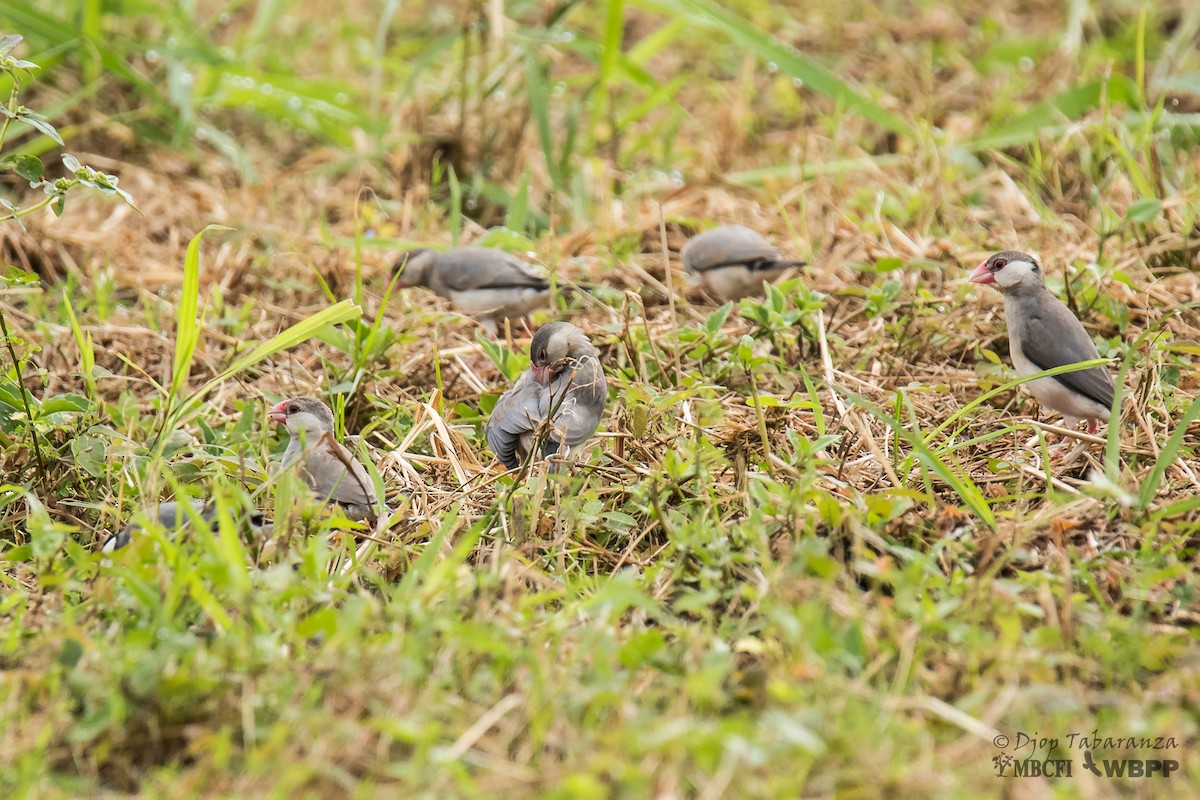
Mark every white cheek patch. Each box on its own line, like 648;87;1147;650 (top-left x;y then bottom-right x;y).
995;259;1038;288
288;411;326;435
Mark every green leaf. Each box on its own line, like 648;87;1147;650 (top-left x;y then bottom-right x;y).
1124;198;1162;224
705;303;733;334
26;495;67;559
0;154;44;182
71;435;106;478
39;394;91;415
16;107;64;145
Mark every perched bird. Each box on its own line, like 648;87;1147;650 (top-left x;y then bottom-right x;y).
970;250;1118;440
392;246;552;335
269;396;386;521
484;322;608;471
681;224;806;302
102;499;269;552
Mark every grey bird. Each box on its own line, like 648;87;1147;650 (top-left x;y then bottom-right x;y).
484;322;608;470
392;246;551;335
681;224;806;302
102;499;269;552
269;396;387;521
970;250;1118;439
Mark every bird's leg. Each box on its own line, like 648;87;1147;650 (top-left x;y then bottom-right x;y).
1085;418;1100;435
1049;416;1084;461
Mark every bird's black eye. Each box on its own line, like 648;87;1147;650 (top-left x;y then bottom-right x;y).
287;403;299;413
992;258;1006;271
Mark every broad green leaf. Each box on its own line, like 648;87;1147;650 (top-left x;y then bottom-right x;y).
1124;198;1162;224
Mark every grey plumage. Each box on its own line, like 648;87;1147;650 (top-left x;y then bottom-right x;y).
681;224;806;302
971;250;1118;432
393;246;551;335
484;322;607;470
103;499;269;552
270;396;387;521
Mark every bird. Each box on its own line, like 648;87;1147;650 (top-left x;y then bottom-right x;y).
392;246;552;336
681;224;806;302
102;499;269;552
269;396;387;521
970;250;1118;445
484;322;608;471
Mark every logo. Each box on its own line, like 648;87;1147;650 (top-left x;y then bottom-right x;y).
991;731;1181;779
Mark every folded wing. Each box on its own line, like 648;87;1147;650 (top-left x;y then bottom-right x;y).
1016;295;1116;410
485;372;547;469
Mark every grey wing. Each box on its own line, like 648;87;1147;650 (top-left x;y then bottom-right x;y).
547;358;607;449
683;225;781;273
303;436;379;509
485;372;546;469
1017;295;1116;410
436;249;550;292
103;499;214;552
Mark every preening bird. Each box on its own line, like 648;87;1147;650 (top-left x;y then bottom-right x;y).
681;224;806;302
484;322;607;471
269;396;387;521
970;250;1119;440
102;499;269;552
392;246;551;335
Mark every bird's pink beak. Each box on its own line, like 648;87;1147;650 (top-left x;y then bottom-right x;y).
969;261;995;285
269;400;289;425
531;364;549;385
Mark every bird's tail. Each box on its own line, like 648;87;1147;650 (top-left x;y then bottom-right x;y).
751;258;807;272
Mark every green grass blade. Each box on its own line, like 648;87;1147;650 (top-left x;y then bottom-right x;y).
523;52;561;192
928;357;1113;441
163;300;361;437
636;0;913;137
600;0;625;89
447;164;463;247
170;225;231;402
1137;395;1200;513
845;390;997;528
60;290;95;400
1105;354;1131;482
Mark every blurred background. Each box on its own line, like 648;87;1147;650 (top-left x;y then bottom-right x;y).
1;0;1196;282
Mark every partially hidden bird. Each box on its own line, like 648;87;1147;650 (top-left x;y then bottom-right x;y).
103;499;269;552
392;246;551;336
484;322;608;471
269;396;387;521
970;250;1119;443
681;224;806;302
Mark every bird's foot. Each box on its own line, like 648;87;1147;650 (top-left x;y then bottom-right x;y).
1049;439;1086;464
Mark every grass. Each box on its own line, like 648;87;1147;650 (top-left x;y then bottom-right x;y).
1;0;1199;797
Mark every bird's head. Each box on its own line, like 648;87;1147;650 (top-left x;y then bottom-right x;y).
970;250;1043;290
391;248;436;288
529;322;590;385
269;396;335;436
